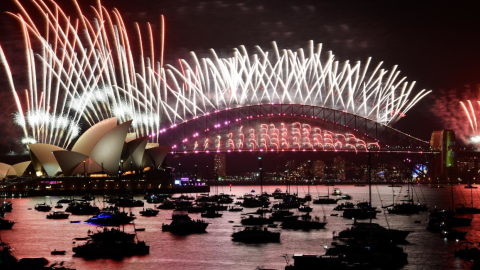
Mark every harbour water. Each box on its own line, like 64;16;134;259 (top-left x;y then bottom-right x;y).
1;184;478;269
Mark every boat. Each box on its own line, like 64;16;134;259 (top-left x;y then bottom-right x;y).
145;194;169;204
343;208;377;220
65;201;100;215
139;208;159;217
312;197;339;204
162;211;209;234
135;228;145;232
284;254;343;270
333;202;354;211
112;197;144;207
342;194;352;200
85;211;136;225
455;204;480;214
54;204;63;209
297;205;312;212
272;201;300;209
0;218;15;229
312;186;339;204
57;198;74;204
1;202;12;212
201;209;223;218
270;209;294;221
228;206;243;212
455;242;480;260
156;200;176;209
255;208;272;214
231;226;280;243
186;204;206;213
387;202;421;215
241;196;270;208
81;194;95;201
440;229;467;240
465;184;478;189
70;220;81;223
73;227;149;258
427;211;472;231
88;227;136;242
51;250;66;255
241;215;274;225
456;182;480;213
46;211;70;219
323;240;408;268
330;213;338;216
281;213;327;230
34;203;52;212
176;195;195;201
338;221;410;243
331;188;341;196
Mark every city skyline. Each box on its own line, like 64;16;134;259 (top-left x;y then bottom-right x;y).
0;0;480;154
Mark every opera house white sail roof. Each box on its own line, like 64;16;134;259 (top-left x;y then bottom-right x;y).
2;117;172;178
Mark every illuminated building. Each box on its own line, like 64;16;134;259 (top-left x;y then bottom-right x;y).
430;130;457;176
333;156;346;181
312;160;325;179
214;153;226;178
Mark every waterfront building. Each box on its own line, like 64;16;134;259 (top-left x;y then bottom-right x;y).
312;160;325;180
213;153;226;179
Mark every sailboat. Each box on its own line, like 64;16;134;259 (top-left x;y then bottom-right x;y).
456;173;480;214
428;172;470;240
312;186;339;204
387;172;426;215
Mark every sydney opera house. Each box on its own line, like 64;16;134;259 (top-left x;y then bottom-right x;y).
0;117;194;196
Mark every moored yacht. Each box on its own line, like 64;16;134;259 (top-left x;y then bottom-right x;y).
0;218;15;229
231;226;280;243
85;211;135;225
281;213;327;230
34;203;51;212
73;227;149;258
338;221;410;243
162;211;209;234
139;208;159;217
46;211;70;219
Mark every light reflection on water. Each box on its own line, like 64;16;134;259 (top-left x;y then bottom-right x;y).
1;185;477;269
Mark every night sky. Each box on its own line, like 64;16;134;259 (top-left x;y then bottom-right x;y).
0;0;479;173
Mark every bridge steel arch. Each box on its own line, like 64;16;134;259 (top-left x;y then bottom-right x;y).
156;104;434;154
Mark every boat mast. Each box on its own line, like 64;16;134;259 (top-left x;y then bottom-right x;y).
259;156;263;195
368;151;372;210
470;169;473;208
368;150;373;241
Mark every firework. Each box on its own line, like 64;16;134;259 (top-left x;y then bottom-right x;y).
1;1;430;150
460;100;480;144
0;0;165;148
158;41;431;127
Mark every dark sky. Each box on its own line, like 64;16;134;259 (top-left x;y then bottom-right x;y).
0;0;479;172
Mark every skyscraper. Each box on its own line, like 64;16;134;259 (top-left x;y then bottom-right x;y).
213;153;226;178
333;156;346;181
312;160;325;179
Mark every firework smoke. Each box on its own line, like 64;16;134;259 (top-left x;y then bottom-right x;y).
431;86;480;145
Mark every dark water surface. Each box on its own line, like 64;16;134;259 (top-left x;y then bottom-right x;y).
1;185;477;269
